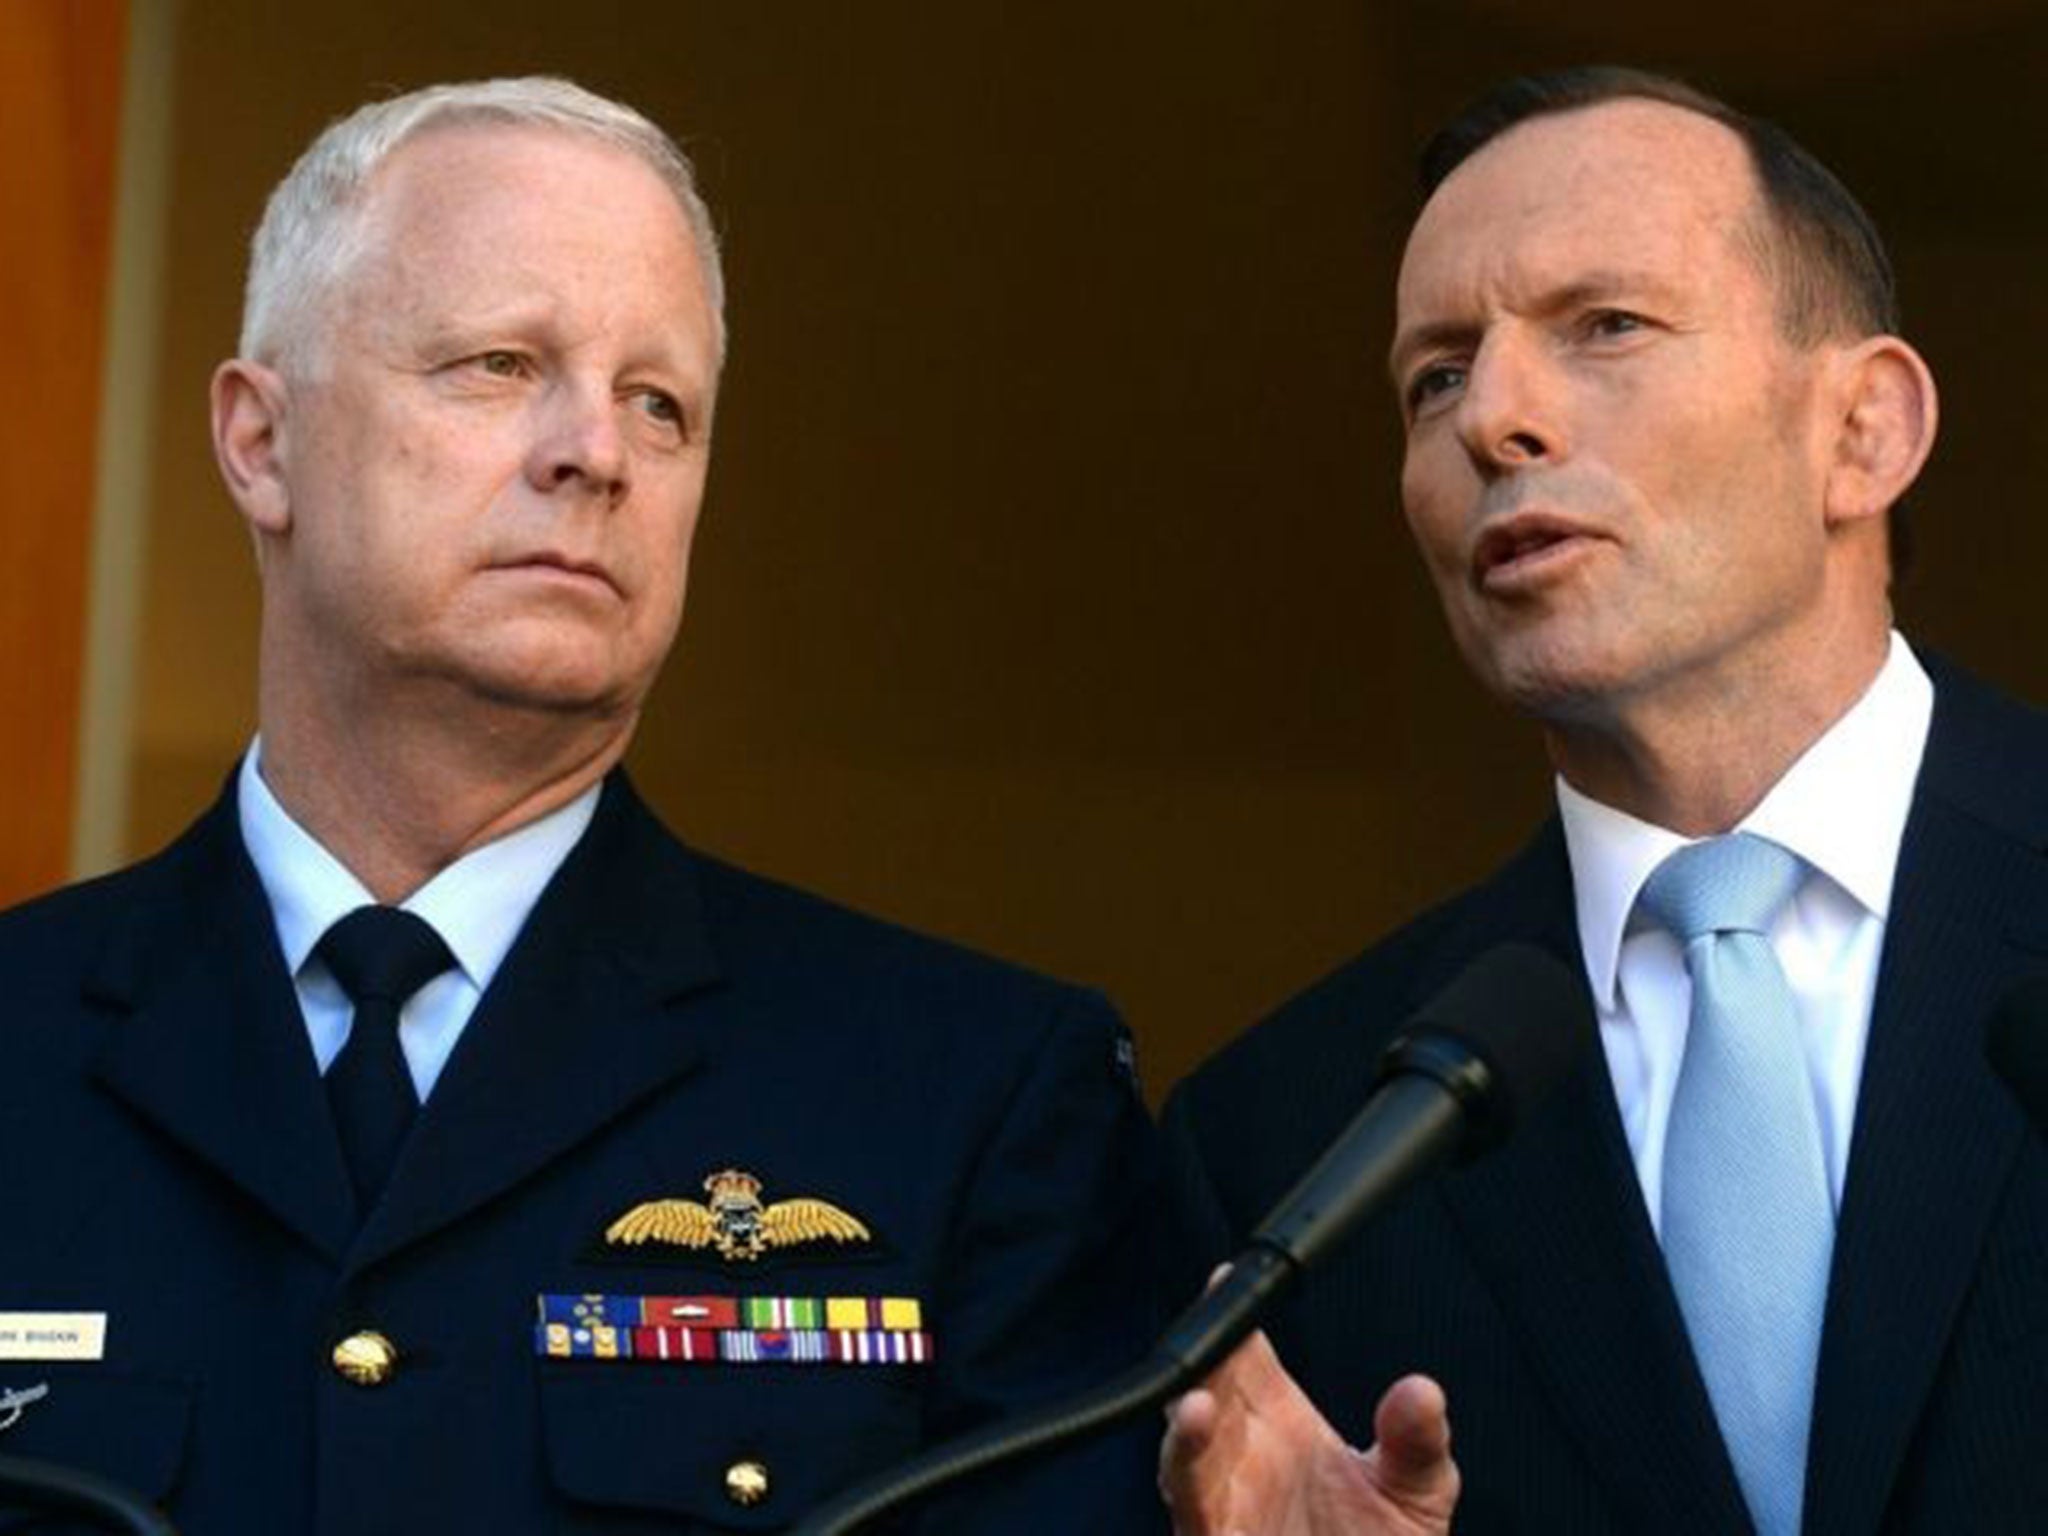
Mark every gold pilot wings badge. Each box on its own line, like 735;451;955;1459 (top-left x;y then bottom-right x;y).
605;1168;873;1262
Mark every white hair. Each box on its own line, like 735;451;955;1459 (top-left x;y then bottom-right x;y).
238;76;726;368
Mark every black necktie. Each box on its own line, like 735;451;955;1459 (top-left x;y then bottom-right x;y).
318;906;455;1211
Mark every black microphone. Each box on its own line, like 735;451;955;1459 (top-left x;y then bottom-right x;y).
1248;939;1588;1269
788;942;1594;1536
1987;972;2048;1137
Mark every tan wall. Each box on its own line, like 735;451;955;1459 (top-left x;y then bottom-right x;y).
0;1;125;903
105;0;2048;1098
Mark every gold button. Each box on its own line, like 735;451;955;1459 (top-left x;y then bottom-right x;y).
724;1459;770;1507
331;1330;399;1386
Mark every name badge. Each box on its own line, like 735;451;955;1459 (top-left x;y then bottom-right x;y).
0;1313;107;1361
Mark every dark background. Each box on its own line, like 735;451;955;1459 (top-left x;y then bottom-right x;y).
129;0;2047;1097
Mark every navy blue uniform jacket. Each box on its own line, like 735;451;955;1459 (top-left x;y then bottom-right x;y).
1164;662;2048;1534
0;773;1171;1534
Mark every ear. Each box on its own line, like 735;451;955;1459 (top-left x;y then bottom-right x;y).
210;359;295;537
1822;336;1939;531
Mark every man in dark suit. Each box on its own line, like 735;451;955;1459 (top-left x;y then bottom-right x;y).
0;78;1166;1533
1159;68;2045;1535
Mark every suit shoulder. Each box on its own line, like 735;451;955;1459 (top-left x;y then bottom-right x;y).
1922;654;2048;836
1173;884;1470;1113
1155;878;1513;1247
1165;819;1571;1153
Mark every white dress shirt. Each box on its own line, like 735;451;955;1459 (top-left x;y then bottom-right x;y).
1557;633;1934;1231
237;741;599;1101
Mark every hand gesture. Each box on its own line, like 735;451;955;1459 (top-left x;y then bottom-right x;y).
1159;1327;1458;1536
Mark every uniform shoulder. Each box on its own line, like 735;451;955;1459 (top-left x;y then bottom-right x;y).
674;845;1146;1106
0;787;236;966
684;846;1121;1045
0;842;211;1076
0;852;175;967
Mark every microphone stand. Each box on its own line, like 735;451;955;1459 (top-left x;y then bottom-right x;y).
792;942;1591;1535
788;1245;1297;1536
0;1454;180;1535
790;1066;1470;1536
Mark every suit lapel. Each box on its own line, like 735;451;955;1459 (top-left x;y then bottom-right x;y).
1436;825;1755;1533
1804;672;2048;1536
88;787;358;1263
348;777;721;1274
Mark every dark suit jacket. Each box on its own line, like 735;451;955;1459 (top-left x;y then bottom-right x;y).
0;773;1171;1534
1163;661;2048;1534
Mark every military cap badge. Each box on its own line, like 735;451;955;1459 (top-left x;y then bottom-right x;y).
606;1168;872;1262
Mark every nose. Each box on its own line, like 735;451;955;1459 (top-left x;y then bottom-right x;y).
1454;330;1561;474
526;378;630;504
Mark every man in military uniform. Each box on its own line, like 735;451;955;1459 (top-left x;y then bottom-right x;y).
0;77;1165;1533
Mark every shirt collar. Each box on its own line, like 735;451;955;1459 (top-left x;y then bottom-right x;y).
237;740;601;990
1558;632;1934;1010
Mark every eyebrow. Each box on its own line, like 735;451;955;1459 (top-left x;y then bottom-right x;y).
1386;320;1477;388
1387;269;1686;385
412;307;713;387
410;304;557;358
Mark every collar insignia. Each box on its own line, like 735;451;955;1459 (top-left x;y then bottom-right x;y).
606;1168;872;1262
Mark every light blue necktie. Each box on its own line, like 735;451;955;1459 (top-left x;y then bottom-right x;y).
1640;833;1832;1536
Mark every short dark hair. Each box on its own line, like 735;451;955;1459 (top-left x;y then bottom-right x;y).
1421;67;1898;344
1418;66;1912;573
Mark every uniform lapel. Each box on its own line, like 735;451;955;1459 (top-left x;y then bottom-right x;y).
1804;671;2048;1536
1436;824;1755;1533
349;777;721;1274
87;786;358;1263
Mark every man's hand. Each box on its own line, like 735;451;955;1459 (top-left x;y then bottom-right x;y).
1158;1326;1458;1536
